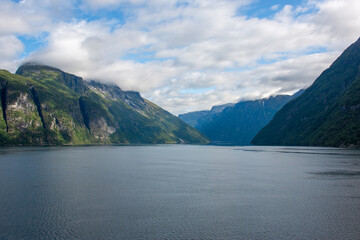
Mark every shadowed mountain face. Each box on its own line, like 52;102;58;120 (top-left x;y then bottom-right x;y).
0;64;208;145
178;103;235;128
179;91;303;145
252;37;360;148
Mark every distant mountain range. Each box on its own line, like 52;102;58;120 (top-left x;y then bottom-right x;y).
179;91;303;145
252;37;360;147
0;64;208;145
178;103;235;129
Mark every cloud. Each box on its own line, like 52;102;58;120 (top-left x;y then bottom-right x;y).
0;35;23;59
0;0;77;70
0;0;48;35
271;5;279;11
84;0;121;8
82;0;146;9
147;51;339;114
26;20;177;91
0;35;24;71
1;0;360;114
309;0;360;45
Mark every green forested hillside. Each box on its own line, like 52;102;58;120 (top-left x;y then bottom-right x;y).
252;37;360;147
0;64;208;145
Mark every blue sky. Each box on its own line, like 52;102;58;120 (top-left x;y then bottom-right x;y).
1;0;360;114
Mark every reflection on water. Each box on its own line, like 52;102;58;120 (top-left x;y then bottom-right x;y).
311;170;360;176
0;145;360;239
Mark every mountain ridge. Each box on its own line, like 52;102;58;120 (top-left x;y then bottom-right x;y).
178;103;235;128
252;37;360;147
179;90;303;145
0;64;208;145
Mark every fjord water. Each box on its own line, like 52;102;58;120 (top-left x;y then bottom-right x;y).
1;146;360;239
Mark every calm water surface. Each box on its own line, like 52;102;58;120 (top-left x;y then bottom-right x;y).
1;145;360;239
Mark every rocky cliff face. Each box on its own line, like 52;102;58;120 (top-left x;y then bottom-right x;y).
0;74;46;144
0;64;208;145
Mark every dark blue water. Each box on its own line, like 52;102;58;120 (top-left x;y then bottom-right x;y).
1;145;360;239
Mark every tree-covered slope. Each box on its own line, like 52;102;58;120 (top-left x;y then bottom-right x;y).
252;37;360;147
179;92;302;145
0;64;208;145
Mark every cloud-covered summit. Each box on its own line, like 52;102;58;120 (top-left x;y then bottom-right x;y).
1;0;360;114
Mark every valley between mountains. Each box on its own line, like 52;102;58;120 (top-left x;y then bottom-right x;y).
181;37;360;148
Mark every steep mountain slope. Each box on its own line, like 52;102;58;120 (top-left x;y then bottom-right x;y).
178;103;234;128
0;64;208;145
179;91;303;145
252;37;360;147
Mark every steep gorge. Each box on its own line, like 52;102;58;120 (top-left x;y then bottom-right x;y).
0;81;8;132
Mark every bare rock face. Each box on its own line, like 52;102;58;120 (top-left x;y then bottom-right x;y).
7;93;42;133
8;93;36;112
1;86;47;144
90;117;116;141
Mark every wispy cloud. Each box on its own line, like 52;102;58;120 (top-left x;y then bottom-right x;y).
0;0;360;114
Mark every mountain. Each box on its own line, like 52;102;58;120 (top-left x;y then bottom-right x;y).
252;37;360;147
179;91;303;145
0;64;208;145
178;103;235;128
